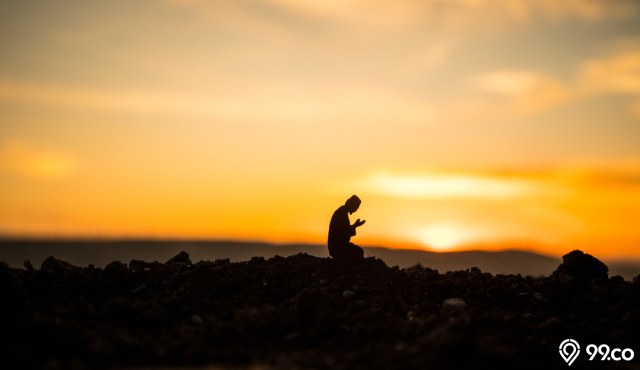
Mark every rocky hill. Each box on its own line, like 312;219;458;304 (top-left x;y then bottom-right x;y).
1;250;638;369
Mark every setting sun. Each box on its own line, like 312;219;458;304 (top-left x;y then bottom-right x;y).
417;223;477;251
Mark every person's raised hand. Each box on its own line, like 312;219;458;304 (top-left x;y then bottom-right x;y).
354;219;366;227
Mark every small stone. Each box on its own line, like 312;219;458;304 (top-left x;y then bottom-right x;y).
132;284;146;294
442;298;467;310
23;260;34;271
190;314;204;325
342;290;355;298
394;342;407;351
104;261;128;276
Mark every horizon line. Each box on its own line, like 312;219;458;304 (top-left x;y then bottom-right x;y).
2;234;632;262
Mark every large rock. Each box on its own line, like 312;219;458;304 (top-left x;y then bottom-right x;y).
40;256;73;274
166;251;191;265
102;260;130;286
552;250;608;283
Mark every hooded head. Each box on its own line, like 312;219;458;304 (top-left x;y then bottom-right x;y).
345;195;361;214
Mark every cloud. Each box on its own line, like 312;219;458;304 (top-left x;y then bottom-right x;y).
356;163;640;201
0;80;219;117
579;51;640;95
576;51;640;118
0;139;77;180
473;50;640;116
553;159;640;186
265;0;637;25
164;0;638;35
0;79;437;126
520;0;638;22
361;172;537;200
423;0;638;31
160;0;637;122
475;70;570;113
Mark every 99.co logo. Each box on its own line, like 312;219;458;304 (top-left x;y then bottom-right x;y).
586;344;635;362
560;339;635;366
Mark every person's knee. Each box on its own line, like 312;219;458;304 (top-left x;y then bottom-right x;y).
348;244;364;259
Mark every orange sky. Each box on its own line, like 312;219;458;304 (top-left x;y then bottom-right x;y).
1;0;640;260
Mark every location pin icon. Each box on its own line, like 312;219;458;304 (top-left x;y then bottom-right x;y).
559;339;580;366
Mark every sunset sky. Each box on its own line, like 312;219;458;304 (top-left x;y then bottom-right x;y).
1;0;640;260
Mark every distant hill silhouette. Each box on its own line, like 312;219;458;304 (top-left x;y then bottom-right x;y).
1;239;638;279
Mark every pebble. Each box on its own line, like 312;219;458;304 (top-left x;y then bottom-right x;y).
342;290;355;298
442;298;467;310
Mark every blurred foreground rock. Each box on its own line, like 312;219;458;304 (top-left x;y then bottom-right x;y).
0;250;637;370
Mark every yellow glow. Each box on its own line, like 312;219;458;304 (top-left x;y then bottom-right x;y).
0;139;76;180
418;224;466;251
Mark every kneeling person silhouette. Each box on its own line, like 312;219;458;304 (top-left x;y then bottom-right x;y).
328;195;366;262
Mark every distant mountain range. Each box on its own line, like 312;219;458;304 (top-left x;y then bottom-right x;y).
1;239;638;280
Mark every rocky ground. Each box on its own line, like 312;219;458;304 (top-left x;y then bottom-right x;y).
1;250;638;370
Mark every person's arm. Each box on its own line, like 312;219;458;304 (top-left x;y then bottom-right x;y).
348;219;365;236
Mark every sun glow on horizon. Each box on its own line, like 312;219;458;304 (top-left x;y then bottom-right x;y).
414;220;506;252
417;223;471;251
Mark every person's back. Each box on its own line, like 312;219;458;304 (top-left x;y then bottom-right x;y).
327;195;366;262
328;205;354;254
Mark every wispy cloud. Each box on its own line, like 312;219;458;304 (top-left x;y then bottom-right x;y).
356;163;640;201
474;49;640;116
577;50;640;118
0;80;220;117
167;0;638;29
0;79;437;126
475;70;570;113
169;0;638;26
360;171;538;200
579;51;640;94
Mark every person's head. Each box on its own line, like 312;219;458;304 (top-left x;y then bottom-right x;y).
345;195;361;214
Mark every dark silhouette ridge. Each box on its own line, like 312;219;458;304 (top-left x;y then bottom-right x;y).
1;239;639;278
328;195;366;262
0;249;637;369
